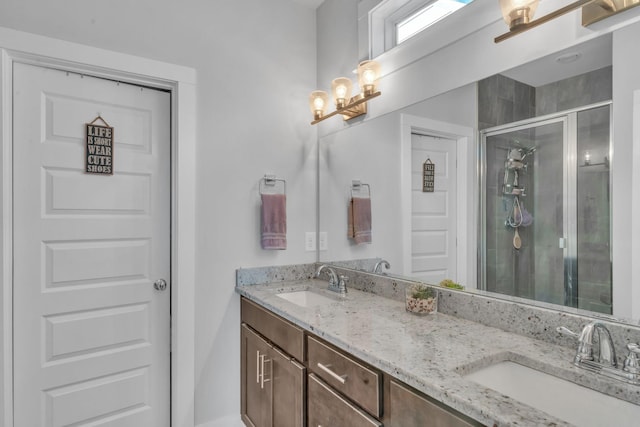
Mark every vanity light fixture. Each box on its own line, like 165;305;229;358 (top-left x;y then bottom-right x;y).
495;0;640;43
309;60;382;125
309;90;329;121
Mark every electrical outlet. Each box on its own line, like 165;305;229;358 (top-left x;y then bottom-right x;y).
319;232;328;251
305;232;316;251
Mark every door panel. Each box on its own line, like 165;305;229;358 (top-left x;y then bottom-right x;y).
410;134;457;283
271;347;305;427
13;63;170;426
241;324;273;427
482;120;565;303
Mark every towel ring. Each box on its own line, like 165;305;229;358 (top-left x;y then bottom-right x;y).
351;180;371;198
260;174;286;195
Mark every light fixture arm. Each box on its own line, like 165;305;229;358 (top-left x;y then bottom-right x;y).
310;91;381;125
495;0;595;43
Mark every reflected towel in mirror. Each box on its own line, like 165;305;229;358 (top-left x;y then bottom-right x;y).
348;197;372;244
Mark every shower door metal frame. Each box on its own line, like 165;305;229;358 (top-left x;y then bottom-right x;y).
478;101;612;308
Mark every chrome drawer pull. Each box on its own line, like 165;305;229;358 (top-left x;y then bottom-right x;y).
256;350;261;384
260;354;271;389
317;362;347;384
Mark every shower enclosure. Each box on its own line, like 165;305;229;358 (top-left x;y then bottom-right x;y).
479;102;612;314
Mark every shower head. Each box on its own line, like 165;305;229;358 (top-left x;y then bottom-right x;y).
520;146;536;161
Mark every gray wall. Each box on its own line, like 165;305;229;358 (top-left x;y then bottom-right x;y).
536;66;613;116
478;74;535;129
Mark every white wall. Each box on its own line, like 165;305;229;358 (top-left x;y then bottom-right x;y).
612;22;640;319
0;0;318;424
319;113;402;266
317;0;640;135
318;84;477;273
316;0;640;318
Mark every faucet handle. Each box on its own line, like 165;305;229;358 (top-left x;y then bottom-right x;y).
335;275;348;295
623;343;640;375
557;326;579;338
557;325;594;363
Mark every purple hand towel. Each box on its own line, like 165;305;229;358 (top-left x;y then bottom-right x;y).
261;193;287;250
348;197;372;244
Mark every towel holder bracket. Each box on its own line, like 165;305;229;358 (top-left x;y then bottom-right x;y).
351;180;371;198
260;174;286;195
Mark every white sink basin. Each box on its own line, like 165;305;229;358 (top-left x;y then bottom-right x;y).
464;361;640;426
276;290;336;307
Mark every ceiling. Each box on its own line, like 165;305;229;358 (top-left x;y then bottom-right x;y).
501;34;612;87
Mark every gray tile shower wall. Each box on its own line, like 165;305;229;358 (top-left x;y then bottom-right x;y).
478;74;535;129
536;66;612;116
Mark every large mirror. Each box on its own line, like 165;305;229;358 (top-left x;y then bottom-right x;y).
318;26;640;322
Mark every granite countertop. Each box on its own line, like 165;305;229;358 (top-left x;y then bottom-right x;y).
236;278;640;427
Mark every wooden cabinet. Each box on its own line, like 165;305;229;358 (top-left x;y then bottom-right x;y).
242;298;304;361
240;297;484;427
271;346;306;427
308;374;382;427
241;298;306;427
307;335;382;418
241;324;273;427
383;378;481;427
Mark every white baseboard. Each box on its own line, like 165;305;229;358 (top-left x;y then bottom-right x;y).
196;414;243;427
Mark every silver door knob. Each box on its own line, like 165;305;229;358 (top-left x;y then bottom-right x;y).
154;279;168;291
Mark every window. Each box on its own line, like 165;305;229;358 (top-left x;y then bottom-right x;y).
396;0;474;45
365;0;482;60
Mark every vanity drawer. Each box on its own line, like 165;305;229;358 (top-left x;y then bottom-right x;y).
385;378;481;427
307;335;381;417
308;374;382;427
241;297;305;361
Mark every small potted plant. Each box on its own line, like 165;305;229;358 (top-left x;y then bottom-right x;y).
439;279;464;290
405;284;437;315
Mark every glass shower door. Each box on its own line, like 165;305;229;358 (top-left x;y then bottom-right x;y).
480;104;612;314
575;105;612;313
481;118;567;304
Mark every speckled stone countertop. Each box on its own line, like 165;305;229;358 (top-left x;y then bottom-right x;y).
236;278;640;427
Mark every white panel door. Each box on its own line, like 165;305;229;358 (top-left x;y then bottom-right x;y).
13;62;170;426
411;133;457;283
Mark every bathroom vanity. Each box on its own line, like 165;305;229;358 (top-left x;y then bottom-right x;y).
237;263;640;426
240;297;478;427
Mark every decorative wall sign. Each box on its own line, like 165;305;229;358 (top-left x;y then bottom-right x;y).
86;116;113;175
423;158;435;192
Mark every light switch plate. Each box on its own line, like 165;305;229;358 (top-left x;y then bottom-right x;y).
305;232;316;251
319;232;328;251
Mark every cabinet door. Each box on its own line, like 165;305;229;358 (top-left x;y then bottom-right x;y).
271;347;306;427
386;379;480;427
308;374;382;427
241;324;273;427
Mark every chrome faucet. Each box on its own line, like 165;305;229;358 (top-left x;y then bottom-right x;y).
315;264;348;295
558;322;640;385
373;259;390;274
558;322;617;367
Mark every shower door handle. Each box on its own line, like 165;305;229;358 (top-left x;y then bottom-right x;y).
559;237;567;249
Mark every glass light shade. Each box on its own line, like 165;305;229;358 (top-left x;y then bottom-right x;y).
357;60;381;96
499;0;539;29
309;91;329;121
331;77;353;109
